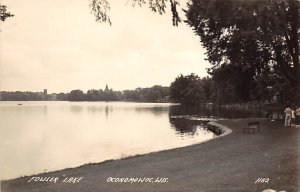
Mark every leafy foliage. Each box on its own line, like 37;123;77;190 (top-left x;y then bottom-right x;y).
209;65;257;104
0;91;45;101
170;74;211;105
185;0;300;102
1;85;169;102
89;0;181;26
0;4;14;22
69;90;85;101
122;85;169;102
90;0;111;25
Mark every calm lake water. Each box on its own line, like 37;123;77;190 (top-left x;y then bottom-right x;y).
0;101;217;180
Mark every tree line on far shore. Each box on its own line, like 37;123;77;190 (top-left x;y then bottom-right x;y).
0;85;170;103
67;85;170;102
1;71;293;106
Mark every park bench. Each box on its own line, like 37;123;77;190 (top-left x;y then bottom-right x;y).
243;121;260;134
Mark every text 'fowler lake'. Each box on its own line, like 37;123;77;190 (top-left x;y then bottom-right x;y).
0;101;216;180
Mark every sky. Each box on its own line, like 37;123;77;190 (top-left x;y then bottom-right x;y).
0;0;210;93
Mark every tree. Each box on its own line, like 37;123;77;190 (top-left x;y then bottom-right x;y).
182;79;206;105
89;0;181;26
0;4;14;21
122;85;169;102
56;92;69;101
69;90;85;101
170;74;208;104
170;74;198;103
87;89;101;101
201;77;213;102
185;0;300;103
209;64;257;104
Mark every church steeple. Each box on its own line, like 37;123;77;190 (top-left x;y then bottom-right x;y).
105;84;109;92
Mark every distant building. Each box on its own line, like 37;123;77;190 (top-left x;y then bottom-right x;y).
44;89;47;96
105;84;109;92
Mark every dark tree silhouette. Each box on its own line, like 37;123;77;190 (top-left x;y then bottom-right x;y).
170;74;210;105
69;90;85;101
0;4;14;22
185;0;300;102
89;0;181;26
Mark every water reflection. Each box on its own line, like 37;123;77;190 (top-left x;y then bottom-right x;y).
43;105;48;116
169;105;266;119
106;105;114;119
169;118;198;136
168;104;266;138
134;106;169;116
70;105;83;113
87;106;104;113
85;103;169;117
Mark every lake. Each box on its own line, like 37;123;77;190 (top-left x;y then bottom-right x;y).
0;101;217;180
